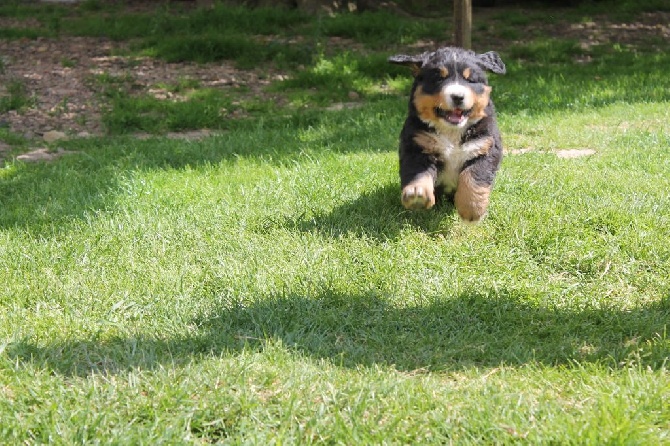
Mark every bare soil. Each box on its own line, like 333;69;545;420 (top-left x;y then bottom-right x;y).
0;8;668;162
0;37;279;139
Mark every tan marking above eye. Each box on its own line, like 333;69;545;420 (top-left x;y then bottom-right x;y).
439;66;449;78
462;67;471;79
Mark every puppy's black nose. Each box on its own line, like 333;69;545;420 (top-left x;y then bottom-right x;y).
450;93;465;105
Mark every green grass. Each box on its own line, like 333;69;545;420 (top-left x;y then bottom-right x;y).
1;100;669;442
0;79;34;113
273;52;408;105
99;85;238;135
316;10;446;47
1;2;670;443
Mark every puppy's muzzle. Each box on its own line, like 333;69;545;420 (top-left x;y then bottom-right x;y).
435;84;474;126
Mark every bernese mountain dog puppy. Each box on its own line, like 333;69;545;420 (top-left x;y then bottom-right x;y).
389;47;506;222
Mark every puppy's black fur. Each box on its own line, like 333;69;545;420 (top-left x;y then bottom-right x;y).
389;47;506;222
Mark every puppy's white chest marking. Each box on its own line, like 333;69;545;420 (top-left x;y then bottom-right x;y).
414;130;493;193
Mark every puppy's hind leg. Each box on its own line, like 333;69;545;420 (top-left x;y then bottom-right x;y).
454;166;492;222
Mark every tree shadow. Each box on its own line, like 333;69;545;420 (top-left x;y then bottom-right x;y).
7;286;669;377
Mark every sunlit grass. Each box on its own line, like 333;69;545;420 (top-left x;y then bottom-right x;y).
1;2;669;443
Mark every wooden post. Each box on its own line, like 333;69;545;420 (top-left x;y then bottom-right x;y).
454;0;472;49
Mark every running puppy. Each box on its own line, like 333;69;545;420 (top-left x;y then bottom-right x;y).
389;47;506;222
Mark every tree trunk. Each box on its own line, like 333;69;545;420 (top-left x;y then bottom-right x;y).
454;0;472;49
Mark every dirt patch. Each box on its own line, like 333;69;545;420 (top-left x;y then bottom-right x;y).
0;141;11;157
568;12;670;49
16;147;78;162
0;36;284;141
556;148;596;158
477;10;670;54
507;148;597;158
133;129;217;140
0;7;668;160
1;37;112;138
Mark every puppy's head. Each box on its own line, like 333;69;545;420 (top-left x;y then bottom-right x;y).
389;47;505;131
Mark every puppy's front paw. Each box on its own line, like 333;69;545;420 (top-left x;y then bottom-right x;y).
401;182;435;210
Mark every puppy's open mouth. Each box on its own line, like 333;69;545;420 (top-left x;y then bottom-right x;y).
435;106;470;125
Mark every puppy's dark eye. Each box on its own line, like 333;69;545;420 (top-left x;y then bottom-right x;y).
430;70;446;82
465;73;482;84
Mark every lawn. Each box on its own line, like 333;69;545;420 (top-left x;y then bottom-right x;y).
1;0;669;444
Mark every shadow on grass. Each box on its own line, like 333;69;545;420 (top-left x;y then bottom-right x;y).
8;287;669;377
262;183;460;239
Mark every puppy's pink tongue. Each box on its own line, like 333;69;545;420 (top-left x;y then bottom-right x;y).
447;109;463;124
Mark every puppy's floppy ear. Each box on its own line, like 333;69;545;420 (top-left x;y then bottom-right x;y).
476;51;506;74
388;53;425;76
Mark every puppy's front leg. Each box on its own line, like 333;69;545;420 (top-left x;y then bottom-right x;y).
402;171;436;210
400;147;439;210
